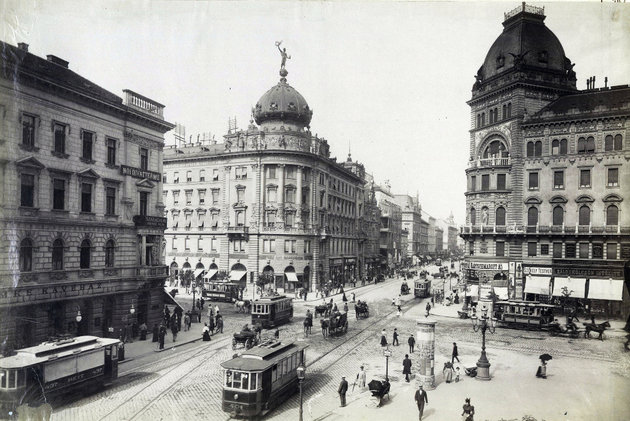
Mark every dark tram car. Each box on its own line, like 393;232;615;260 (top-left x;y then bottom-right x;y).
0;335;120;417
414;279;432;298
221;341;308;418
251;295;293;328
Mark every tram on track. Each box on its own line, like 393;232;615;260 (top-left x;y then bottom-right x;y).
414;279;432;298
0;335;120;416
251;295;293;328
220;341;308;418
203;280;241;302
493;300;558;330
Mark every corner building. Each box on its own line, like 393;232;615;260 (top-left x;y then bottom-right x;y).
163;66;366;296
0;42;174;348
461;4;630;317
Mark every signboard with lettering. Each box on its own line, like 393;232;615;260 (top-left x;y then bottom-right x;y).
44;366;103;391
523;266;553;276
133;215;167;229
461;262;509;271
121;165;161;182
479;241;488;254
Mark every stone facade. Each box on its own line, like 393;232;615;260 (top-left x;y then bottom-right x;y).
394;194;423;260
0;42;174;348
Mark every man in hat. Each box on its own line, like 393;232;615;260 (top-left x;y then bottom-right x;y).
414;384;428;420
452;342;460;363
408;334;416;353
338;376;348;407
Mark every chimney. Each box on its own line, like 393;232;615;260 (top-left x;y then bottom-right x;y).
17;43;29;52
605;77;608;88
46;55;69;68
593;75;596;88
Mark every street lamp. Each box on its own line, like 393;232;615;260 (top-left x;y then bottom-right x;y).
470;303;497;381
130;304;135;315
383;348;393;381
296;364;306;421
75;310;82;323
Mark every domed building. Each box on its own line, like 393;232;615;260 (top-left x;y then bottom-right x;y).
461;3;630;318
163;57;379;297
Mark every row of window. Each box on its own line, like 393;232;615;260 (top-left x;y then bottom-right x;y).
18;238;115;272
526;134;623;157
470;173;507;192
476;103;512;128
171;236;313;254
528;167;619;190
167;165;312;184
470;240;625;260
21;113;151;169
469;204;621;226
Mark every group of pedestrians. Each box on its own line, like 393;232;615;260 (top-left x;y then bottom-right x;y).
202;304;223;341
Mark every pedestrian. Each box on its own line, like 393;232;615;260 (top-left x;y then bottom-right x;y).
202;323;211;341
408;334;416;353
343;302;349;313
351;292;355;302
414;384;428;421
216;316;224;334
158;323;166;350
209;314;215;334
380;329;388;347
139;322;147;341
443;362;454;383
215;304;220;315
151;323;158;342
338;376;348;407
274;329;280;339
452;342;460;363
425;302;431;317
462;397;475;421
342;292;348;302
397;305;402;317
304;290;308;301
403;354;412;382
356;365;367;389
197;309;202;323
455;367;461;382
393;328;399;346
536;359;547;379
171;319;178;342
200;297;205;310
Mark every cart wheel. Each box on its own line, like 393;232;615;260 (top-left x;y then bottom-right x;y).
245;339;251;349
232;339;237;350
344;321;348;332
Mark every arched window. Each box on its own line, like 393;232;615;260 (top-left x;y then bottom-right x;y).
527;207;538;226
552;206;564;226
605;135;614;151
614;134;623;150
495;207;506;226
20;238;33;272
534;141;542;157
579;205;590;226
481;113;485;126
526;142;534;157
578;137;586;154
507;103;512;118
560;139;567;155
551;139;560;155
105;239;115;267
52;239;64;270
470;207;476;226
483;140;508;158
606;205;619;226
80;239;91;269
586;136;595;153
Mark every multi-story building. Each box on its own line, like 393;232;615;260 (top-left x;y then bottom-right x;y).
419;218;429;256
163;62;366;296
425;213;437;256
0;41;174;348
460;4;629;316
374;181;402;267
394;194;423;260
445;212;459;253
435;226;444;256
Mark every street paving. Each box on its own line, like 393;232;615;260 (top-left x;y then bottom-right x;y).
50;274;630;421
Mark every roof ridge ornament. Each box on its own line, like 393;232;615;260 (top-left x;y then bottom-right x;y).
275;40;291;82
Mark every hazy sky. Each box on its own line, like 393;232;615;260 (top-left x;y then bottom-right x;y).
2;0;629;224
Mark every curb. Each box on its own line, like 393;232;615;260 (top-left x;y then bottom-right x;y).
119;336;203;364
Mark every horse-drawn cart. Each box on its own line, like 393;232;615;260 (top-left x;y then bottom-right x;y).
400;282;410;295
232;329;259;350
314;302;332;318
321;312;348;337
355;302;369;319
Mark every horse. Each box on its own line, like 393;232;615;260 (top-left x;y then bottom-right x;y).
584;321;610;340
233;300;251;314
320;318;329;338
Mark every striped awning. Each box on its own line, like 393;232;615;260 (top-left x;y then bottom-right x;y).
552;277;586;299
194;268;204;278
524;276;551;296
204;269;218;280
229;270;247;281
493;287;508;300
285;272;299;282
588;278;624;301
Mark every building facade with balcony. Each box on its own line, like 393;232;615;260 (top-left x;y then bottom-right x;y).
0;41;174;348
435;226;444;256
460;4;629;316
445;212;459;254
163;63;366;296
374;181;402;268
394;194;423;260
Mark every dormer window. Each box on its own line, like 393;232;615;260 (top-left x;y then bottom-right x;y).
538;51;548;63
270;102;278;110
496;55;505;69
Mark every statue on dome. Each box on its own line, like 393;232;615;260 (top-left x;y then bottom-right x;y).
275;41;291;70
509;50;529;70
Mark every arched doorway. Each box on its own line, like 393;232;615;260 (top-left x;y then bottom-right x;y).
230;263;247;287
260;265;275;293
303;266;311;292
195;262;205;283
77;299;92;336
169;262;179;287
284;265;297;293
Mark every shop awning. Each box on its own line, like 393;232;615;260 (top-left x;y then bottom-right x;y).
588;279;624;301
194;268;204;278
466;285;479;298
285;272;299;282
229;270;247;281
493;287;508;300
524;276;551;296
163;289;184;313
552;277;586;299
204;269;218;280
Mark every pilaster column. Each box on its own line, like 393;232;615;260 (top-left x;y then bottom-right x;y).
296;166;303;225
260;163;266;228
141;235;147;266
223;166;231;226
278;164;285;227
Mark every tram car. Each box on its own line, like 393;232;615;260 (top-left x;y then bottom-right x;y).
414;279;432;298
0;335;120;416
220;341;308;418
203;280;241;302
251;295;294;328
493;300;558;330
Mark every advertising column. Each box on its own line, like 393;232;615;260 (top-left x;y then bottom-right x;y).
416;318;436;389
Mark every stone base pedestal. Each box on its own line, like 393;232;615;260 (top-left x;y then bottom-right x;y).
475;360;491;381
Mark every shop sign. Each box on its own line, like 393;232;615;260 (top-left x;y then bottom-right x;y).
523;266;553;276
553;265;623;279
331;259;344;265
345;258;356;264
0;282;104;305
121;165;161;182
479;241;488;254
461;262;509;271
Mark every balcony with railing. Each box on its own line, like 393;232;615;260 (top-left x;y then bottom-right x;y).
0;265;167;286
123;89;165;118
468;156;511;169
461;224;629;235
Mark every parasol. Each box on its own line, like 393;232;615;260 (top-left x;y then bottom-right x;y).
539;353;553;362
368;380;383;393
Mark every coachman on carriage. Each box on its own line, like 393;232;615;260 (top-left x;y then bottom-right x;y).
232;325;260;350
355;301;369;319
401;281;410;295
321;312;348;338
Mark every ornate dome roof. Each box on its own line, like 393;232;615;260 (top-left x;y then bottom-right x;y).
254;77;313;127
477;4;572;83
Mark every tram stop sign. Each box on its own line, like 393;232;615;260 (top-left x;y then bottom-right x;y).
383;349;393;357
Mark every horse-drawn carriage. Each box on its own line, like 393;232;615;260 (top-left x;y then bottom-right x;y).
314;302;332;318
232;328;260;350
355;301;369;319
320;312;348;338
400;281;410;295
583;321;611;340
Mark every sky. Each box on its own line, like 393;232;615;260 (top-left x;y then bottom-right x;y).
2;0;629;225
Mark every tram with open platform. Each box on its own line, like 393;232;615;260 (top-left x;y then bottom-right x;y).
251;295;294;328
414;279;432;298
203;280;242;302
493;300;558;329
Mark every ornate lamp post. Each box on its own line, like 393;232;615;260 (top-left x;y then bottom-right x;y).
296;364;306;421
470;303;497;381
383;348;392;381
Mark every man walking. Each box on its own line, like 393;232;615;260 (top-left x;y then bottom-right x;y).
452;342;460;363
393;328;400;346
408;334;416;353
414;384;428;420
403;354;412;382
338;376;348;407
